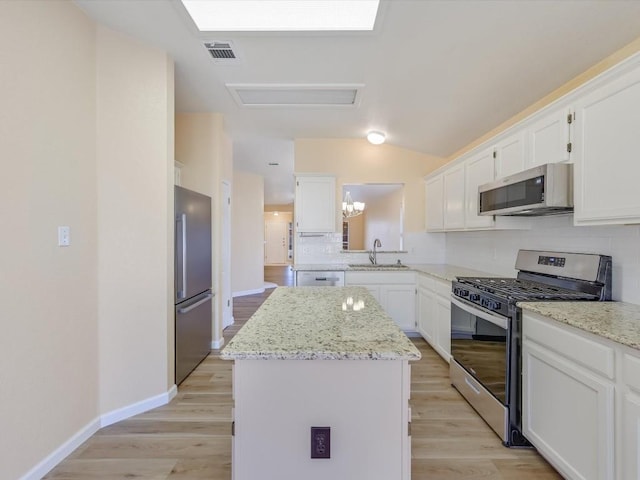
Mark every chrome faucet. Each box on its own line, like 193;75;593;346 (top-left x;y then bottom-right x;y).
368;238;382;265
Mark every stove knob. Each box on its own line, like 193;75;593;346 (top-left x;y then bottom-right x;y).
470;293;480;302
453;287;460;296
461;289;469;297
493;301;502;311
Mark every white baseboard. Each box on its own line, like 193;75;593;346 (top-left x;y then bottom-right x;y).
100;384;177;428
21;385;178;479
20;417;101;480
232;287;265;297
211;337;225;349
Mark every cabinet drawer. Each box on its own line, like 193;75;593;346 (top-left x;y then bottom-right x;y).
345;271;415;285
623;351;640;393
417;273;434;290
434;279;451;298
523;312;615;380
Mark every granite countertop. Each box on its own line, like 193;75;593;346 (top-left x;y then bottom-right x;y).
293;263;499;280
518;301;640;350
409;264;501;282
220;287;422;361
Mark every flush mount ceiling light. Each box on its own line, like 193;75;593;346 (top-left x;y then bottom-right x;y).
180;0;380;32
367;131;386;145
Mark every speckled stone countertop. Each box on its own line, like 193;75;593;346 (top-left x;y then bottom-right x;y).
518;301;640;350
220;287;422;361
409;264;501;283
293;263;499;280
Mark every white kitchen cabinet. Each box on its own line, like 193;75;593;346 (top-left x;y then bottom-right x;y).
572;65;640;226
522;312;615;480
464;148;495;229
527;107;572;167
621;351;640;480
294;175;336;233
425;174;444;232
434;295;451;362
416;273;451;362
381;285;417;331
345;271;416;332
443;163;465;230
416;276;435;344
494;130;526;178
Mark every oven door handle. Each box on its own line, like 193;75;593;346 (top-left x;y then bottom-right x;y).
450;296;509;330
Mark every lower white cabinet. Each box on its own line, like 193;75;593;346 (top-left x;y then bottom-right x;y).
523;311;619;480
345;271;416;332
621;351;640;479
416;273;451;362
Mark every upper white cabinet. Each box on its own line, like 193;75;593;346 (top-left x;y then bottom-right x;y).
443;163;466;230
464;148;495;229
573;65;640;226
295;175;336;233
527;108;572;167
494;130;526;178
425;174;444;232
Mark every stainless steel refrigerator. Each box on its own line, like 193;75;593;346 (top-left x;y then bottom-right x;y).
175;186;213;385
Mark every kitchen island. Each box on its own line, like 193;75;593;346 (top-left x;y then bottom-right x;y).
221;286;421;480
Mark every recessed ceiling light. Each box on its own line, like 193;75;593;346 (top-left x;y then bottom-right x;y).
180;0;380;32
367;131;386;145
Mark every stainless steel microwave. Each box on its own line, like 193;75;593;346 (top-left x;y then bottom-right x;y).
478;163;573;216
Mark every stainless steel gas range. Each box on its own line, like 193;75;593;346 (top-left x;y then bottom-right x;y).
450;250;612;447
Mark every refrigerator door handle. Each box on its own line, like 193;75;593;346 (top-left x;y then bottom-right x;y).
177;293;213;314
176;213;187;299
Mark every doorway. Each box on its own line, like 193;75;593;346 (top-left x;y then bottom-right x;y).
264;212;293;265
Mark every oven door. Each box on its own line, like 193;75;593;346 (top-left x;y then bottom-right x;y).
450;296;509;404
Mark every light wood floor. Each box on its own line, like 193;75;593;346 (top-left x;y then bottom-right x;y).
44;266;561;479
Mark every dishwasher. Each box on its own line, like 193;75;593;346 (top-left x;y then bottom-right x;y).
295;270;345;286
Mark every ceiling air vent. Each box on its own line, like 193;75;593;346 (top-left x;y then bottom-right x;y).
204;41;241;64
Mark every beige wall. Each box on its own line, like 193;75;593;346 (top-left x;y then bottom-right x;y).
265;204;294;213
364;188;404;250
345;214;365;250
0;3;176;478
294;139;446;232
175;112;232;346
96;26;174;414
232;171;265;294
0;3;99;479
448;36;640;161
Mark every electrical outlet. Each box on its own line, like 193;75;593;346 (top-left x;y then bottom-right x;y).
310;426;330;459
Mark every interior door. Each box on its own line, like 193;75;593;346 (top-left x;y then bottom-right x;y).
265;220;287;265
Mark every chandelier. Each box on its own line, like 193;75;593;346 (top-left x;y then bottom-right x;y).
342;191;365;218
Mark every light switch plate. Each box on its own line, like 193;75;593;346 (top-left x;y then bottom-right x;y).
58;226;70;246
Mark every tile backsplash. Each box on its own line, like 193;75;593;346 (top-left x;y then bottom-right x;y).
295;231;445;266
294;215;640;304
446;215;640;304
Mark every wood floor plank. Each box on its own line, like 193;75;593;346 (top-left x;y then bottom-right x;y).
42;458;177;480
45;266;562;480
411;458;503;480
75;436;230;460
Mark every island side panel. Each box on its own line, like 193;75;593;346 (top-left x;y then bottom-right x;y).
232;359;411;480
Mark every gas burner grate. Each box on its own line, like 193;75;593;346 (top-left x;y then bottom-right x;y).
457;277;599;301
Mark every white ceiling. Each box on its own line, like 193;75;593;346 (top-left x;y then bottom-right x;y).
75;0;640;205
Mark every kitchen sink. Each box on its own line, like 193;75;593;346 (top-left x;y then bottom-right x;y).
348;263;409;269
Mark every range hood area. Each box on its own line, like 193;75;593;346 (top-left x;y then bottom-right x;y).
478;163;574;217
